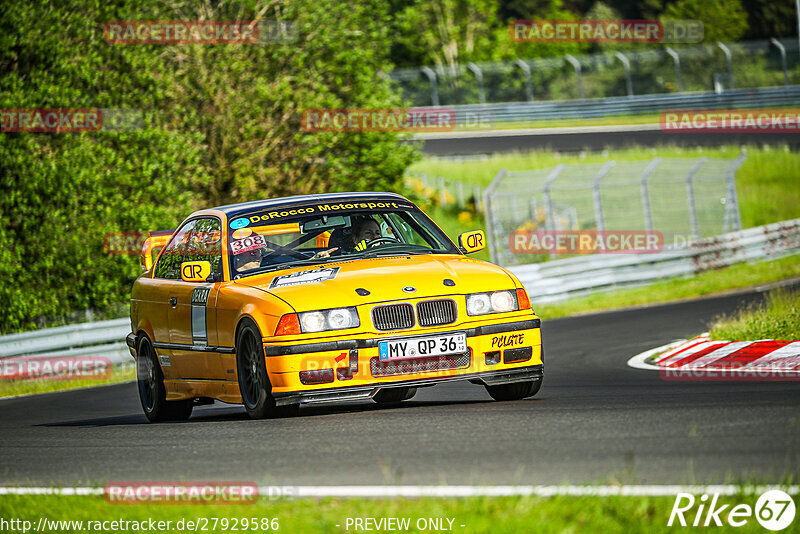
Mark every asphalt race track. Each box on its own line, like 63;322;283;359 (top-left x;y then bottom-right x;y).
417;126;800;155
1;287;798;487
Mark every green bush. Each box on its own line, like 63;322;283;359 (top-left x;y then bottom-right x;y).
0;0;419;333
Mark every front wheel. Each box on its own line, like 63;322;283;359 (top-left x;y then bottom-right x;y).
137;336;193;422
236;320;297;419
485;379;541;401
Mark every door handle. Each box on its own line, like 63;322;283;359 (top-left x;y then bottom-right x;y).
169;297;178;307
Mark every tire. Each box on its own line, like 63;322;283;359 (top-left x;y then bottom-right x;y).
137;336;193;422
373;387;417;404
485;378;542;402
236;319;297;419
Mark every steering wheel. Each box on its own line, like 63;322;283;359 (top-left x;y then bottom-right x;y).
363;237;400;248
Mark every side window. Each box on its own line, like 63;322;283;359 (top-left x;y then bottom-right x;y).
154;220;198;280
183;218;223;277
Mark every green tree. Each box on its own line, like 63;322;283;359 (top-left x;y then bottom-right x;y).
663;0;748;42
0;0;418;333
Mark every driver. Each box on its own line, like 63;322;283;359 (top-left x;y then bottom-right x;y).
351;217;381;251
314;217;382;259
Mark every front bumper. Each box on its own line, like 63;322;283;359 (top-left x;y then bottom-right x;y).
262;317;543;398
272;364;543;406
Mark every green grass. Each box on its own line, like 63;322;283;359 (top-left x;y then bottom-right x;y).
0;365;136;398
448;113;663;131
533;255;800;320
710;288;800;341
0;494;783;533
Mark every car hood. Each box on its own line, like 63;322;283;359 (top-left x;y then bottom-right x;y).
233;254;517;312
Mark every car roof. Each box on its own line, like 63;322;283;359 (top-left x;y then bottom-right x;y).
212;191;411;218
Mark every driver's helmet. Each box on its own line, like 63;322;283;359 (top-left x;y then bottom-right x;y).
231;227;265;271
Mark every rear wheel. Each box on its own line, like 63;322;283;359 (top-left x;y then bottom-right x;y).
373;387;417;404
236;320;297;419
137;336;193;422
485;379;541;401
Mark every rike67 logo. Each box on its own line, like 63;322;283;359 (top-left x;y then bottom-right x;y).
669;490;796;530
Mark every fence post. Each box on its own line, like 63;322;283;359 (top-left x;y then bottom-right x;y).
639;158;661;232
716;42;735;90
514;59;534;101
420;66;440;106
685;158;707;240
466;63;486;104
726;152;747;232
664;47;684;93
614;52;634;97
542;164;567;232
592;162;616;232
565;55;585;99
770;38;790;86
473;185;483;213
456;181;465;208
438;176;447;206
483;170;507;265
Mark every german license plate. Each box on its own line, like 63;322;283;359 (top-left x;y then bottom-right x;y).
379;333;467;361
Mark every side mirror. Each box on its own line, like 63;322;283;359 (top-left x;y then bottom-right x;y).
458;230;486;254
180;261;212;282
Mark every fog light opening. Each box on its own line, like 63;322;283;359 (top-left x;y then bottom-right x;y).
299;369;334;385
484;350;501;365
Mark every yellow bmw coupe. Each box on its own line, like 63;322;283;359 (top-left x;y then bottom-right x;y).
128;192;543;421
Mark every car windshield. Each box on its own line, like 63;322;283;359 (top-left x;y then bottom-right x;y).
226;199;460;279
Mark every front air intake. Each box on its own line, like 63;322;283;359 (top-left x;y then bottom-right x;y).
416;299;457;327
371;303;414;331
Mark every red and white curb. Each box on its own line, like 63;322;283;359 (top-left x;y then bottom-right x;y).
627;334;800;378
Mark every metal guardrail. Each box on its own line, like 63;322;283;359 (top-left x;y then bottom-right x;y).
423;86;800;126
509;218;800;304
0;317;131;364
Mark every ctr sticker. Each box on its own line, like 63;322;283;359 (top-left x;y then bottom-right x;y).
269;267;340;289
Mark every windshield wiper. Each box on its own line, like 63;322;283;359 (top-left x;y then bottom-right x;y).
360;249;435;259
235;257;338;279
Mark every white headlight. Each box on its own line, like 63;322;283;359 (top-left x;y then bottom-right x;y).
299;311;326;333
327;308;356;329
466;293;491;315
490;290;516;312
